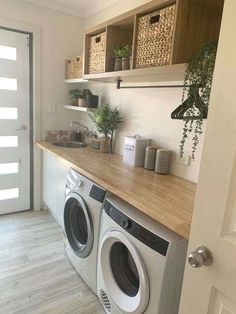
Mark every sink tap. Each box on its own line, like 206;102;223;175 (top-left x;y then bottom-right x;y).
71;121;91;143
71;121;89;132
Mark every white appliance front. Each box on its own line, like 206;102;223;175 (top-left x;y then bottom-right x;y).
97;196;188;314
64;168;106;294
100;229;150;314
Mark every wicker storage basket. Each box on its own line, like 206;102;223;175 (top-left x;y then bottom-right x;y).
73;55;83;78
88;31;106;74
65;55;83;79
135;4;176;68
65;58;74;79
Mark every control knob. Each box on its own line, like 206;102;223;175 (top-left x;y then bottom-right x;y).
76;179;83;188
122;219;131;229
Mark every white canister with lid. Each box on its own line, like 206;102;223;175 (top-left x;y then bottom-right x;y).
123;135;151;167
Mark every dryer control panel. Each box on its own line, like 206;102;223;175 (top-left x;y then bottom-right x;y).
104;200;169;256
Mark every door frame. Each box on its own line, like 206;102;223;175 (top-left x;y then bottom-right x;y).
0;17;41;211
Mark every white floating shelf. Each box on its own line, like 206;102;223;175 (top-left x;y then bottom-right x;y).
64;105;94;112
64;78;88;83
83;64;186;83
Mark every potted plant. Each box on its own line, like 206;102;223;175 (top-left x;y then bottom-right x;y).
112;47;123;71
176;41;218;160
69;89;82;106
121;44;132;70
112;44;132;71
78;89;93;107
69;89;98;108
89;104;122;153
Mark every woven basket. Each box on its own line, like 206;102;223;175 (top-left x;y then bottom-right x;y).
73;55;83;78
65;55;83;79
65;58;74;79
88;31;106;74
135;4;176;68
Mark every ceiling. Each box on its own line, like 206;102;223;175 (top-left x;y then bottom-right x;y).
22;0;120;17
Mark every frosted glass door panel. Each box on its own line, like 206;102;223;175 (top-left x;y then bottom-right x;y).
0;163;18;175
0;107;17;119
0;77;17;90
0;188;19;201
0;45;16;60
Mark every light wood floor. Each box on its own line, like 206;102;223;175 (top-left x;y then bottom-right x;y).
0;210;104;314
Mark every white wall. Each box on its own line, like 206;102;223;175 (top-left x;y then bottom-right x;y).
80;81;205;183
82;0;206;183
0;0;84;135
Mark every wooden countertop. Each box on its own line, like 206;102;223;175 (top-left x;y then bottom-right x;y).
37;141;196;239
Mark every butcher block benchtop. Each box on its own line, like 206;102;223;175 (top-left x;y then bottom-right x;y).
37;141;196;239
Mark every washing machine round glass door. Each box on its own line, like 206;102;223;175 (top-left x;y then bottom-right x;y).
64;192;93;258
100;230;149;314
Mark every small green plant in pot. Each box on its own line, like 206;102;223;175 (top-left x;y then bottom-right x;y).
78;89;93;107
112;47;123;71
69;89;82;106
69;89;93;107
112;44;132;71
89;104;122;153
120;44;132;70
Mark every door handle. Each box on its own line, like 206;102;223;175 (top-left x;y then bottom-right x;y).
188;246;213;268
15;125;27;131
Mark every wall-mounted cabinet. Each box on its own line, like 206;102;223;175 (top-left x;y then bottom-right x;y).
83;0;224;83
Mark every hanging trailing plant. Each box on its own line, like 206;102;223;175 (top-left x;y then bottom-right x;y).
179;41;218;160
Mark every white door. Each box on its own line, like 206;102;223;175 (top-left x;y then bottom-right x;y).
0;28;30;214
179;1;236;313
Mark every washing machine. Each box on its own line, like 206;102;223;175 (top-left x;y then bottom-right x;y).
97;195;188;314
64;168;106;294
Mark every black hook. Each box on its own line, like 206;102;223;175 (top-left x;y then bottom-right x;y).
171;84;208;120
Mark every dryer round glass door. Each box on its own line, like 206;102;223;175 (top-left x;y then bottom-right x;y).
64;192;93;258
100;230;149;314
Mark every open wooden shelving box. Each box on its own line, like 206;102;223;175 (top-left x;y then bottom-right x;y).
83;0;224;84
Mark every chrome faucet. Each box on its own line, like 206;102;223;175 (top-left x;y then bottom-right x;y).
72;121;89;132
71;121;96;143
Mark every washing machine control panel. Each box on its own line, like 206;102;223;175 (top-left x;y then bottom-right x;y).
104;199;169;256
89;184;106;203
122;219;131;229
76;179;83;188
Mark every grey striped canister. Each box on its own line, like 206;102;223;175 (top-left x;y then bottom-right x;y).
144;146;158;170
155;149;171;174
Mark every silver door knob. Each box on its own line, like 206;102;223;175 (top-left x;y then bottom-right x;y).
15;125;27;131
188;246;213;268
